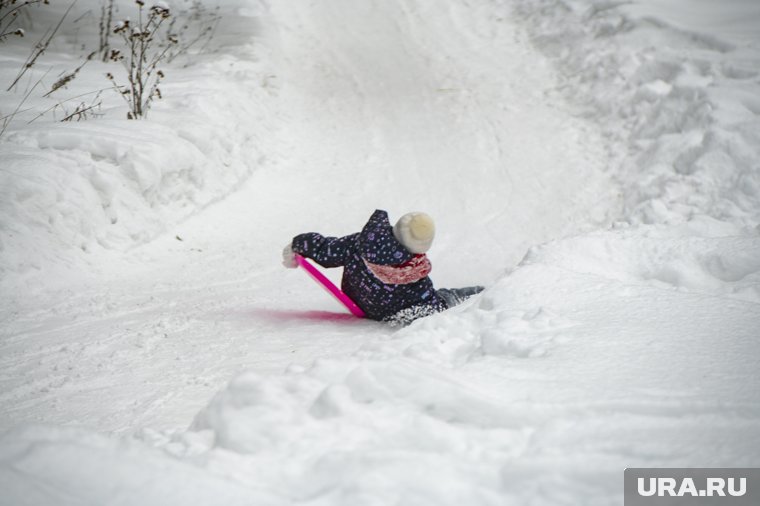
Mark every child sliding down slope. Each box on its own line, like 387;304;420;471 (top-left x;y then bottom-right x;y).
283;210;483;325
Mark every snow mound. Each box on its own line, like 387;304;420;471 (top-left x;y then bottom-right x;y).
2;226;748;505
0;2;277;290
519;221;760;303
0;425;271;506
514;0;760;228
184;365;516;504
172;226;759;504
1;122;208;258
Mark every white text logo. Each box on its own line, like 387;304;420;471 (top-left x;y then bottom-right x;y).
637;477;747;498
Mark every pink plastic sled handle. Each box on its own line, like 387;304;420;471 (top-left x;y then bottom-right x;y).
295;254;366;318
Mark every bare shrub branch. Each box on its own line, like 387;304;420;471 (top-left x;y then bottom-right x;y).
107;1;175;119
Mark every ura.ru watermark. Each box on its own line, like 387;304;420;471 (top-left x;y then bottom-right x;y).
625;468;759;506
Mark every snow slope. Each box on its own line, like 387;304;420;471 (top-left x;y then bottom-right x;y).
1;0;759;504
515;0;760;228
0;0;278;291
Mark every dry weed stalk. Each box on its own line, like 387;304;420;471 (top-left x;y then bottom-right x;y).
5;1;76;92
98;0;113;61
107;1;175;119
1;1;78;138
60;91;103;121
25;87;113;124
0;67;49;138
0;0;48;42
165;0;220;63
44;50;96;97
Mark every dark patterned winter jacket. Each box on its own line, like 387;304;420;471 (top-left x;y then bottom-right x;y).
291;210;447;322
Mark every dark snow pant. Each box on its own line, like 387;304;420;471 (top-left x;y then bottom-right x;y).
437;286;484;309
384;286;484;326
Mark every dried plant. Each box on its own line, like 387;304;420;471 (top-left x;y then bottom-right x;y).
44;50;96;97
1;1;76;139
0;0;48;42
25;87;113;125
107;1;176;119
164;0;220;63
5;1;75;92
0;67;48;138
97;0;113;61
59;91;103;122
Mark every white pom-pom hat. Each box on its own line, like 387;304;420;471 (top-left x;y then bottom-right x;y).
393;212;435;254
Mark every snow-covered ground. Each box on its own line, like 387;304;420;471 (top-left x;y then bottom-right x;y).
1;0;759;504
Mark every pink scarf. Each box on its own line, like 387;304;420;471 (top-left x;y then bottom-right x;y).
364;254;432;285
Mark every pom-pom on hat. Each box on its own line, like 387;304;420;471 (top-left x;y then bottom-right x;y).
393;212;435;254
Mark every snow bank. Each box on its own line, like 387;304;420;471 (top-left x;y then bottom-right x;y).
184;226;758;502
519;220;760;303
0;0;277;291
514;0;760;229
0;425;270;506
5;226;755;505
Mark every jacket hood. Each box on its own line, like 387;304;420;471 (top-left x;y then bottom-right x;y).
358;210;414;266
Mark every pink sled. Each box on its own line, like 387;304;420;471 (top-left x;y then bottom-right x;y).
295;254;366;318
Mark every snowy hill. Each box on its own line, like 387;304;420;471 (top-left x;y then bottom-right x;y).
1;0;759;505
